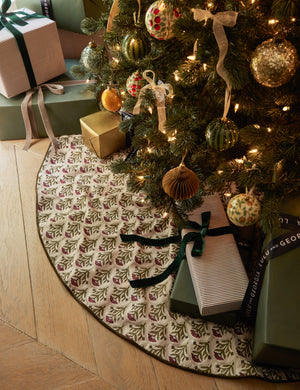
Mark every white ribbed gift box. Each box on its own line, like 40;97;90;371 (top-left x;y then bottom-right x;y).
183;195;249;316
0;8;66;98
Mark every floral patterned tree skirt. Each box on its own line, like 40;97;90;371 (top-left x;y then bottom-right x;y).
36;135;300;382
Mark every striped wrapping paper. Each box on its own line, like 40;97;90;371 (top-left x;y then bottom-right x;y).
183;194;249;316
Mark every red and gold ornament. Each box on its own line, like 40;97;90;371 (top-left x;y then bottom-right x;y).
126;71;145;97
145;0;181;40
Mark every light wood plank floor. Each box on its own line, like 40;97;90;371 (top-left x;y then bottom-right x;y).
0;139;299;390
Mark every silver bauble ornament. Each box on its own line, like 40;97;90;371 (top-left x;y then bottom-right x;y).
80;41;103;73
250;39;299;88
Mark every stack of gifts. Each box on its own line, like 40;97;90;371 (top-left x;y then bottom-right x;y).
170;194;249;326
15;0;105;58
0;0;102;150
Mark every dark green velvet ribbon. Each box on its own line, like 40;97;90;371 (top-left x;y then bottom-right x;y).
0;0;44;89
120;211;232;288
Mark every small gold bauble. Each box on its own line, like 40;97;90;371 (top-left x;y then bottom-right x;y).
101;87;122;112
250;39;299;88
162;164;199;200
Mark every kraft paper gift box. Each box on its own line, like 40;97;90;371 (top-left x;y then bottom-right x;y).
252;196;300;368
80;111;125;159
0;59;98;141
0;8;66;98
15;0;105;34
170;258;239;326
182;194;249;316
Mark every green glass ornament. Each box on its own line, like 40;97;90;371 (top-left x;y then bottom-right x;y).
122;30;151;61
205;118;239;151
80;41;103;73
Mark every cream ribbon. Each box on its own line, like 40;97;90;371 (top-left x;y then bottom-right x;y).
192;8;238;119
21;80;96;152
133;70;174;133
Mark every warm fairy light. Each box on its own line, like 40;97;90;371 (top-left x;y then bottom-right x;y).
168;136;176;142
112;57;119;63
268;19;278;25
249;148;258;153
224;193;231;197
291;18;296;22
217;170;223;174
147;147;154;153
282;106;290;111
207;2;213;8
254;124;260;129
174;70;180;81
85;79;90;84
163;212;168;218
148;107;153;114
137;175;145;180
234;103;239;113
120;90;126;96
267;127;272;132
115;44;121;51
235;158;243;164
203;63;207;71
251;0;256;3
187;55;196;61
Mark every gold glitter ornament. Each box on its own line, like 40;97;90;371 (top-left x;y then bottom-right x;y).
162;164;200;200
250;39;299;88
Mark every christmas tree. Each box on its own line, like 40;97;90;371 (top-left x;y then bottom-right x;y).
73;0;299;234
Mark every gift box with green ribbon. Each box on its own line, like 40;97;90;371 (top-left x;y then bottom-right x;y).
0;59;98;150
15;0;105;34
0;2;66;98
252;196;300;368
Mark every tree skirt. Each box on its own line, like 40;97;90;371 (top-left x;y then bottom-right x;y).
36;135;300;382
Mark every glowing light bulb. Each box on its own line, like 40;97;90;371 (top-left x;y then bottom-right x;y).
163;212;168;218
291;18;296;22
267;128;272;133
268;19;278;25
112;57;119;63
187;55;196;61
235;158;243;164
249;148;258;154
224;193;231;197
115;44;121;51
254;124;260;129
207;2;213;8
203;63;207;71
234;103;239;113
282;106;290;111
148;107;153;114
174;70;180;81
217;170;223;174
137;175;145;180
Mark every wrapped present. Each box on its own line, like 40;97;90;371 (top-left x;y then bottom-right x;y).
0;59;98;146
0;6;66;98
15;0;105;34
252;196;300;368
170;258;239;326
58;29;103;59
182;195;249;316
80;110;125;158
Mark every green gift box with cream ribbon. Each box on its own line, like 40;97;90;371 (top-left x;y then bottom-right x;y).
252;196;300;368
15;0;105;33
0;59;98;142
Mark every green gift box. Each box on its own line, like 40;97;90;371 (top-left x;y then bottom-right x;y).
15;0;105;34
0;59;98;141
170;258;239;327
252;196;300;368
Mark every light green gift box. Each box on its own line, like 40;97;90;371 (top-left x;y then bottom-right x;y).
0;59;98;141
15;0;105;34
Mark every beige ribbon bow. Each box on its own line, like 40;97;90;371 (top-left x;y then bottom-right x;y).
21;80;96;152
133;70;174;133
192;8;238;119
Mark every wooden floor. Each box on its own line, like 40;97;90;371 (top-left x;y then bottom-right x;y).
0;138;299;390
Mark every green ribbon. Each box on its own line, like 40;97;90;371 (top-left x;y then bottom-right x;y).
120;211;232;288
0;0;44;89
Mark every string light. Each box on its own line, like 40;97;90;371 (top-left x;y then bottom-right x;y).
217;170;223;174
268;19;279;25
163;212;168;218
235;158;243;164
137;175;145;180
112;57;119;63
203;63;207;71
174;70;181;81
187;55;196;61
147;147;154;153
291;18;296;22
254;124;260;129
267;127;272;133
207;2;214;8
148;107;153;114
224;193;231;197
115;44;121;51
249;148;258;154
234;103;239;113
282;106;290;111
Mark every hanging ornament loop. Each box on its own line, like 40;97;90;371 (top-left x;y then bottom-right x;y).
192;9;238;119
133;70;174;133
